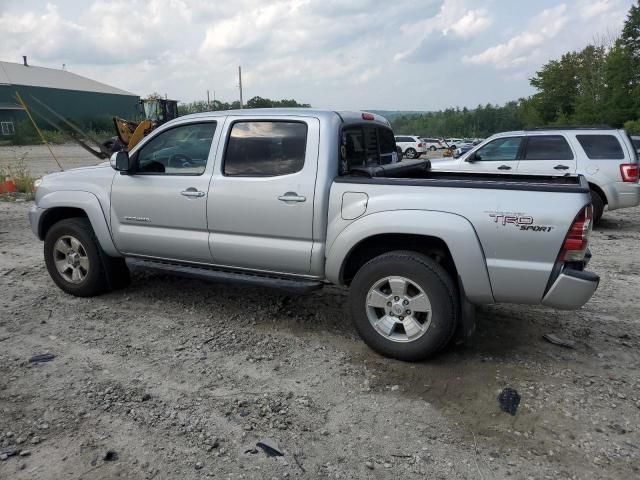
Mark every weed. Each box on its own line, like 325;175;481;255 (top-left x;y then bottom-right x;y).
1;153;36;199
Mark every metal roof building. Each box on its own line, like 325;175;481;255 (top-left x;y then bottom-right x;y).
0;59;140;137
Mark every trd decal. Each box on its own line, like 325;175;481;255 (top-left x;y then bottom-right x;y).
489;214;554;232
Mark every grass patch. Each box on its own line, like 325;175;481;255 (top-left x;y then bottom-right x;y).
1;153;36;199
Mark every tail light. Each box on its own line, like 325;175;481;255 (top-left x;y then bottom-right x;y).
620;164;639;182
559;205;592;262
417;143;424;148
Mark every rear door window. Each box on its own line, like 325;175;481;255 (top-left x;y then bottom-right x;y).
524;135;573;160
224;121;307;176
576;135;624;160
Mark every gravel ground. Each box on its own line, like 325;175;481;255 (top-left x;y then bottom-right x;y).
1;147;640;479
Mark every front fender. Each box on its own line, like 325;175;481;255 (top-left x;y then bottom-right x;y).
325;210;494;304
35;190;120;257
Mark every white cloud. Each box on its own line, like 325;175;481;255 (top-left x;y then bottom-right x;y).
464;5;569;68
0;0;636;111
581;0;615;18
395;0;492;63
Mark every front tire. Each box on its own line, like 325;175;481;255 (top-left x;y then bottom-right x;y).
429;145;437;151
44;218;128;297
349;251;458;361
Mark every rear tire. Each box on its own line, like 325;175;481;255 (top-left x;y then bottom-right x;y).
590;189;604;224
44;218;129;297
349;251;458;361
429;145;437;151
405;148;417;159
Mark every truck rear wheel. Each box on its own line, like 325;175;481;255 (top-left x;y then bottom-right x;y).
349;251;458;361
44;218;128;297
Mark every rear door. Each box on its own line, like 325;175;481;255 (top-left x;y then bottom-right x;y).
516;134;577;174
459;135;524;173
207;116;319;275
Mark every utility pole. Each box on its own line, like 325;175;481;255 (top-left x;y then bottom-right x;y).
238;66;243;109
207;90;210;109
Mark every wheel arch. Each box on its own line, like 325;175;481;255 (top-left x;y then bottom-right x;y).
326;210;494;304
588;182;607;205
37;191;120;257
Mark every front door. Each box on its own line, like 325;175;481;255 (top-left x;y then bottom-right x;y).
516;134;577;174
207;117;319;275
460;136;524;173
110;121;219;263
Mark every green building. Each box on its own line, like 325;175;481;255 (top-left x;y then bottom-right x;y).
0;59;140;138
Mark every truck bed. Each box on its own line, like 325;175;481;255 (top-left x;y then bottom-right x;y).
340;159;589;193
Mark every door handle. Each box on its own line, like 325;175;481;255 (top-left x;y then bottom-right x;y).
554;165;569;170
497;165;511;170
278;193;306;203
181;189;205;197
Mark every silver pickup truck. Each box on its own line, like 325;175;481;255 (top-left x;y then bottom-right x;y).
29;109;599;361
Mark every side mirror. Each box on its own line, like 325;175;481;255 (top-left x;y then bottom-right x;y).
110;151;132;172
466;152;477;162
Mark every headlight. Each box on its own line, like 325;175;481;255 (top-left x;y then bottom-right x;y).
33;178;42;192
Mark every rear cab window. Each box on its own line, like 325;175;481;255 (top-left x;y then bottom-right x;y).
341;124;398;173
576;135;625;160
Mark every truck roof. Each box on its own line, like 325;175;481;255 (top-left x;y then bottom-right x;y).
171;109;391;127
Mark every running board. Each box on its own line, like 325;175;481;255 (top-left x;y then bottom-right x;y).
126;258;324;293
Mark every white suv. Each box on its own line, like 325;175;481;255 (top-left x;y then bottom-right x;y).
431;128;640;223
394;135;428;159
420;137;445;151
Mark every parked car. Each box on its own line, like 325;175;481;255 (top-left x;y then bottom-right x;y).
430;127;640;223
30;110;598;361
394;135;427;159
420;137;444;151
444;138;464;149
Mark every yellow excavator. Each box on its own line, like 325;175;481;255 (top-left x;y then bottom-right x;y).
108;98;179;152
23;95;179;160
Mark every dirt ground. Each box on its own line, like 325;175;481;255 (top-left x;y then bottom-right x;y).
1;146;640;479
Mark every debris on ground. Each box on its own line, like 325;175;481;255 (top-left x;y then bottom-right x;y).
256;440;284;457
498;387;521;416
543;333;576;349
103;450;119;461
28;353;56;363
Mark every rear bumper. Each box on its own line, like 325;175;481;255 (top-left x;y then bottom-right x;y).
541;268;599;310
606;181;640;210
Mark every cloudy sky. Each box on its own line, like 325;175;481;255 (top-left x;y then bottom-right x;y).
0;0;635;110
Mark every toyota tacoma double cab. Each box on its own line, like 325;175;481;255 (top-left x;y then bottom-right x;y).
30;109;599;361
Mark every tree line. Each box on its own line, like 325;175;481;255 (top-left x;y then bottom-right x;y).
178;96;310;115
392;1;640;137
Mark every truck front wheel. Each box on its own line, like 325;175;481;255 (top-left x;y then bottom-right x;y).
44;218;129;297
349;251;458;361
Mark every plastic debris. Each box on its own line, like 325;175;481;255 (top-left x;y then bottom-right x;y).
498;387;521;416
543;333;576;349
103;450;119;461
256;440;284;457
28;353;55;363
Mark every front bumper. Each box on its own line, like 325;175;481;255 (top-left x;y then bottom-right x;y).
541;268;599;310
29;206;44;238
